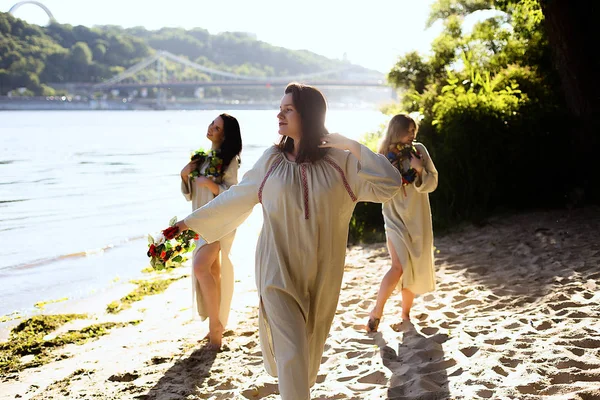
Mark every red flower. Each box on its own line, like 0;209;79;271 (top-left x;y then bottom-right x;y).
148;244;156;257
162;226;179;240
160;251;167;258
194;234;199;240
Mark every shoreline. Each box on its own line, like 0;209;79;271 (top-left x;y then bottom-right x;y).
1;207;600;399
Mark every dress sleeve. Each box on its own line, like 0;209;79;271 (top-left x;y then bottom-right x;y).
181;176;193;201
347;144;403;203
413;143;438;194
183;148;276;243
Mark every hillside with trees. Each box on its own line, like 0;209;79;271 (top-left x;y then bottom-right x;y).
0;12;379;96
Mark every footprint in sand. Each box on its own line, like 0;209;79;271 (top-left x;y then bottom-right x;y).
340;298;361;307
420;327;439;336
337;375;357;382
459;346;479;357
566;347;586;357
418;358;457;374
500;356;522;368
357;371;387;385
556;359;600;370
534;320;552;330
454;299;483;309
313;394;348;400
108;372;139;382
439;320;460;329
346;351;373;360
492;365;509;377
241;383;279;399
504;322;522;330
483;337;510;345
570;338;600;349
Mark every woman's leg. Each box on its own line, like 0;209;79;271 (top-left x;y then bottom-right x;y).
367;238;403;332
401;287;415;321
193;241;224;347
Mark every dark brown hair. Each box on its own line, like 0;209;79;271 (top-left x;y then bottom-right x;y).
218;113;242;172
277;82;329;163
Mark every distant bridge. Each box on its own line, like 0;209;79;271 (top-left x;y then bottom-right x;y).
71;50;391;106
9;1;55;23
85;80;387;91
89;50;386;91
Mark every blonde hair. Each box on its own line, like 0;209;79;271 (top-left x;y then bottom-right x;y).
378;113;419;154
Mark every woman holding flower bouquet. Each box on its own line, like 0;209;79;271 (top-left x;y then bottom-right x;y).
366;113;438;333
180;113;242;347
174;83;404;399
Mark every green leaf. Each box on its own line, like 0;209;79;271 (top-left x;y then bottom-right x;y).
148;234;154;244
172;255;183;263
169;216;177;226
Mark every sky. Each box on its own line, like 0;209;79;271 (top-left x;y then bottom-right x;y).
4;0;445;73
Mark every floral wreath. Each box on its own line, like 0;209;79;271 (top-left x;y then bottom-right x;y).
386;143;422;186
147;217;198;271
190;148;224;183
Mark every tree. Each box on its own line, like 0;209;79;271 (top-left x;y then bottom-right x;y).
538;0;600;200
70;42;93;65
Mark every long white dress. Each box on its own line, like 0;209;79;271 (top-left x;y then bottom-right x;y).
382;142;438;295
181;157;239;327
183;145;403;400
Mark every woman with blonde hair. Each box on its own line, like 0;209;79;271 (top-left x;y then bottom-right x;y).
367;113;439;332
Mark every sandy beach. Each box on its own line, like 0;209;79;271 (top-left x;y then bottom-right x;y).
1;207;599;400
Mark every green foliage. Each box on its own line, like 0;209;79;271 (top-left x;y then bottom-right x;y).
106;276;187;314
349;0;569;241
0;314;139;374
348;202;386;245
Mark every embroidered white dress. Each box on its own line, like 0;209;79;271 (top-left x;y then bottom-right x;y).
382;142;438;295
181;157;239;327
183;145;402;400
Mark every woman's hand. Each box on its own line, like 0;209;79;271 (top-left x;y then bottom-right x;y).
193;176;211;187
174;220;189;233
410;152;424;174
319;133;361;160
319;133;354;150
181;160;197;178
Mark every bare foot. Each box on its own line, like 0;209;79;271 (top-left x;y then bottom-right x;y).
208;320;224;348
366;310;381;333
197;332;210;343
391;319;415;333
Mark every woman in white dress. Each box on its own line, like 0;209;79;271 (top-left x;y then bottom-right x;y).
174;83;403;399
366;113;438;332
180;113;242;348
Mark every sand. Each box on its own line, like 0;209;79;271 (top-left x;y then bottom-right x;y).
1;207;599;399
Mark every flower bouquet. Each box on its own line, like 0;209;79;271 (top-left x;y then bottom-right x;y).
386;143;422;186
147;217;199;271
190;148;224;183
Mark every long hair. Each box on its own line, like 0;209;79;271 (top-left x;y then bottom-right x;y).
377;114;418;154
218;113;242;172
277;82;329;163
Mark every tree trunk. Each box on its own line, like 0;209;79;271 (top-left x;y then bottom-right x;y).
540;0;600;202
